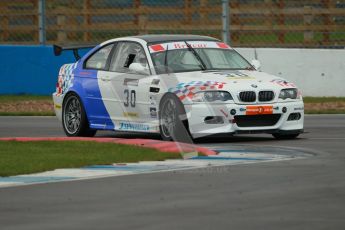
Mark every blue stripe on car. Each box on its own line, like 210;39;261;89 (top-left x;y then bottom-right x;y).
68;48;115;130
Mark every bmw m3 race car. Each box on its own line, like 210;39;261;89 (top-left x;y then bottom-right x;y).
53;35;304;141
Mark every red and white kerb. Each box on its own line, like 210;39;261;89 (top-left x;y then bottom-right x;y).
149;41;231;53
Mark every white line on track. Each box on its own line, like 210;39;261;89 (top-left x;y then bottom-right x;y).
0;144;311;188
307;138;345;140
0;147;311;189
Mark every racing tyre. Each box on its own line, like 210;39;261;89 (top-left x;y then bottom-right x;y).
159;94;191;142
62;93;96;137
272;133;299;140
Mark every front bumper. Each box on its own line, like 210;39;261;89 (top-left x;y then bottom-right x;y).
185;101;304;138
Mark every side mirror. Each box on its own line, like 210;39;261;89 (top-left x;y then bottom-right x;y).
251;59;261;71
129;63;149;75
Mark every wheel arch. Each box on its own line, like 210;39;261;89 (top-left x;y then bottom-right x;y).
62;90;91;123
159;93;187;114
61;90;96;137
159;92;189;127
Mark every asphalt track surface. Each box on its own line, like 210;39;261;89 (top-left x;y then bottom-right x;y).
0;115;345;230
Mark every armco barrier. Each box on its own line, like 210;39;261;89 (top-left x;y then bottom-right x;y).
0;45;344;96
0;45;90;95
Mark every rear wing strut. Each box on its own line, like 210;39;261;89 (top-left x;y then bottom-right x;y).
53;44;96;61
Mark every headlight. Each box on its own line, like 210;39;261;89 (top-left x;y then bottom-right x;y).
192;91;233;102
279;88;298;100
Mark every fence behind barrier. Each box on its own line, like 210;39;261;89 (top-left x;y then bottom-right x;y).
0;0;344;48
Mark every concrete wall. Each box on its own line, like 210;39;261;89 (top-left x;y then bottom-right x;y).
0;45;88;95
0;45;344;96
237;47;345;97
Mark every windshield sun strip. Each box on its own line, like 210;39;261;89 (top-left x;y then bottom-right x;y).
147;41;252;73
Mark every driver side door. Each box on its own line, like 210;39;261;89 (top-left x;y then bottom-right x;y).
97;41;152;131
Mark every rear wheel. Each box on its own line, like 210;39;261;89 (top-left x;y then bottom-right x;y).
272;133;299;140
159;94;191;142
62;93;96;137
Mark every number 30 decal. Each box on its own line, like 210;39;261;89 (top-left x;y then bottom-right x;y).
124;89;136;107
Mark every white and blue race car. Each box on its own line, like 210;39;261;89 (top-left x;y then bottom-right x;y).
53;35;304;141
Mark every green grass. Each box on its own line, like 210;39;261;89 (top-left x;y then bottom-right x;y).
0;95;51;103
0;112;55;116
304;97;345;114
2;96;344;103
1;95;345;115
0;95;54;116
305;109;345;114
0;141;182;177
303;97;345;103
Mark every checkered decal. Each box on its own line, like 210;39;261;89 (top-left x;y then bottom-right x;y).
270;79;296;88
56;63;77;96
169;81;227;101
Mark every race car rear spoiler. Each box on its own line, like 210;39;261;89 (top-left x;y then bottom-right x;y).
53;44;96;61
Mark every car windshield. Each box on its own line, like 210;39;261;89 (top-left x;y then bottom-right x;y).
149;41;253;74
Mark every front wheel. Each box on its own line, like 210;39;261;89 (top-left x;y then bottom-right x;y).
62;93;96;137
159;94;191;142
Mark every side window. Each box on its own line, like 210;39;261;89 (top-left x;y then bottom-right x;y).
85;44;114;70
109;42;148;74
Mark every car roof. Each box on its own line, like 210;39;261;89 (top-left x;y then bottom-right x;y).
131;34;220;44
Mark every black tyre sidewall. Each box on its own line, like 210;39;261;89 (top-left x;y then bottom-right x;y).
62;93;95;137
159;94;190;141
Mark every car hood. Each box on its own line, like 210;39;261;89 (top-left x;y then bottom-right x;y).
160;70;297;104
169;70;296;91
